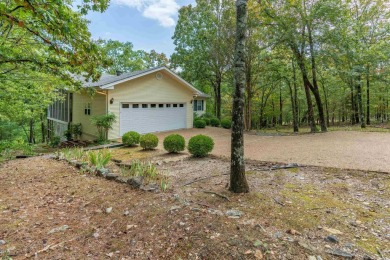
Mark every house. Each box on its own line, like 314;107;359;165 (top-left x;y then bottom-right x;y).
47;66;208;140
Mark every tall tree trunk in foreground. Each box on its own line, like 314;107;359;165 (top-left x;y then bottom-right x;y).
230;0;249;193
366;65;370;125
356;74;366;128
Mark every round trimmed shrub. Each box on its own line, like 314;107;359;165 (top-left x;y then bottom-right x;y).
210;118;220;127
221;118;232;129
122;131;140;146
203;118;210;126
188;134;214;157
194;119;206;128
140;133;159;150
163;134;185;153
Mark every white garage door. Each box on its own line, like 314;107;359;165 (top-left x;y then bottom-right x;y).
120;103;187;135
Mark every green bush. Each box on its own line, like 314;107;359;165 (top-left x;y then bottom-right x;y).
194;119;206;128
210;118;220;127
64;130;72;141
221;118;232;129
188;134;214;157
122;131;140;146
204;118;210;126
202;112;214;119
140;133;159;150
50;136;61;147
163;134;185;153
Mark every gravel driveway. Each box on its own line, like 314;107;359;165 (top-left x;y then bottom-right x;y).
155;127;390;173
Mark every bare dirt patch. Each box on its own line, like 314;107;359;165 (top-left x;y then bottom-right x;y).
0;154;388;259
154;128;390;173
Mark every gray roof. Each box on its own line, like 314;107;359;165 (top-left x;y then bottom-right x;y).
79;66;209;98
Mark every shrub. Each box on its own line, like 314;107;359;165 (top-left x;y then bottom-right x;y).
188;134;214;157
122;131;140;146
50;136;61;147
202;112;214;119
210;118;220;127
91;113;116;142
163;134;185;153
140;133;159;150
194;119;206;128
204;118;210;126
221;118;232;129
64;130;72;141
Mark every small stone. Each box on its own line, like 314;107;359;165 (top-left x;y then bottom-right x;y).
308;256;316;260
93;232;99;238
323;227;343;235
106;207;112;214
170;205;181;211
287;229;301;235
48;225;69;234
96;168;109;177
123;210;130;216
225;209;243;218
208;209;223;216
106;252;114;258
126;224;137;230
140;183;159;192
244;250;252;255
179;222;185;226
324;235;339;243
326;249;354;258
0;240;5;245
324;245;332;249
254;250;263;259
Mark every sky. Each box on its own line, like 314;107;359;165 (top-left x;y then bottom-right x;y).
84;0;195;57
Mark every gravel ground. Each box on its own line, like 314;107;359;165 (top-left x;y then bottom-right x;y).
155;128;390;173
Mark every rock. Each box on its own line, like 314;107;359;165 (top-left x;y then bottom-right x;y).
96;168;110;177
225;209;243;218
92;232;99;238
287;229;301;235
326;249;354;258
208;209;224;216
274;231;283;239
254;250;263;259
115;176;129;184
106;207;112;214
253;240;262;247
179;222;185;226
308;256;316;260
316;256;323;260
126;224;137;230
140;183;159;192
324;235;339;243
323;227;343;235
123;210;130;216
170;205;181;211
48;225;69;234
105;173;119;181
297;241;316;252
127;176;143;188
0;240;5;245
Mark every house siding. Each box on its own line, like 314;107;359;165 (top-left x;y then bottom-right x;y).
107;71;195;139
72;91;107;140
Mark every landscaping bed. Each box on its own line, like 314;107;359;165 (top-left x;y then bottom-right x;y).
0;147;388;259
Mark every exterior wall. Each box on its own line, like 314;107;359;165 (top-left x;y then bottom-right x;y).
72;90;107;140
48;119;69;141
107;71;195;139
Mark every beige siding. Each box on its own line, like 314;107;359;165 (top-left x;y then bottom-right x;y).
107;71;195;139
72;91;107;140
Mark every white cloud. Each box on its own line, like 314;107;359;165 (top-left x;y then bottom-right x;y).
112;0;180;27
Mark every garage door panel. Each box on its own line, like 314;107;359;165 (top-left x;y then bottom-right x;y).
120;104;186;135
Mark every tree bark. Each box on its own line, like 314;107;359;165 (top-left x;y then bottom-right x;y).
230;0;249;193
29;119;34;144
279;85;283;126
366;65;370;125
356;74;366;128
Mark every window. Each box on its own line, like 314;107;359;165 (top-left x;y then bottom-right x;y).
193;100;204;111
179;104;184;107
122;104;129;108
166;104;171;108
84;103;91;115
159;104;164;108
173;104;178;107
142;104;148;108
132;104;139;108
151;104;157;108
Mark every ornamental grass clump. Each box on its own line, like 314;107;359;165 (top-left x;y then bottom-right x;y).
163;134;185;153
188;134;214;157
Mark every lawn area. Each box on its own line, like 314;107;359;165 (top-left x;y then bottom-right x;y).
0;144;389;259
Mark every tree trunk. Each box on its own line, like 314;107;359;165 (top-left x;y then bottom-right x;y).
356;74;366;128
320;81;330;127
287;79;299;133
230;0;249;193
29;119;34;144
245;63;252;130
307;21;327;132
279;85;283;125
212;75;222;119
366;65;370;125
40;114;46;143
350;85;356;125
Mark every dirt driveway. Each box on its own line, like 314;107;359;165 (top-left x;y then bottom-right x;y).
155;128;390;173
